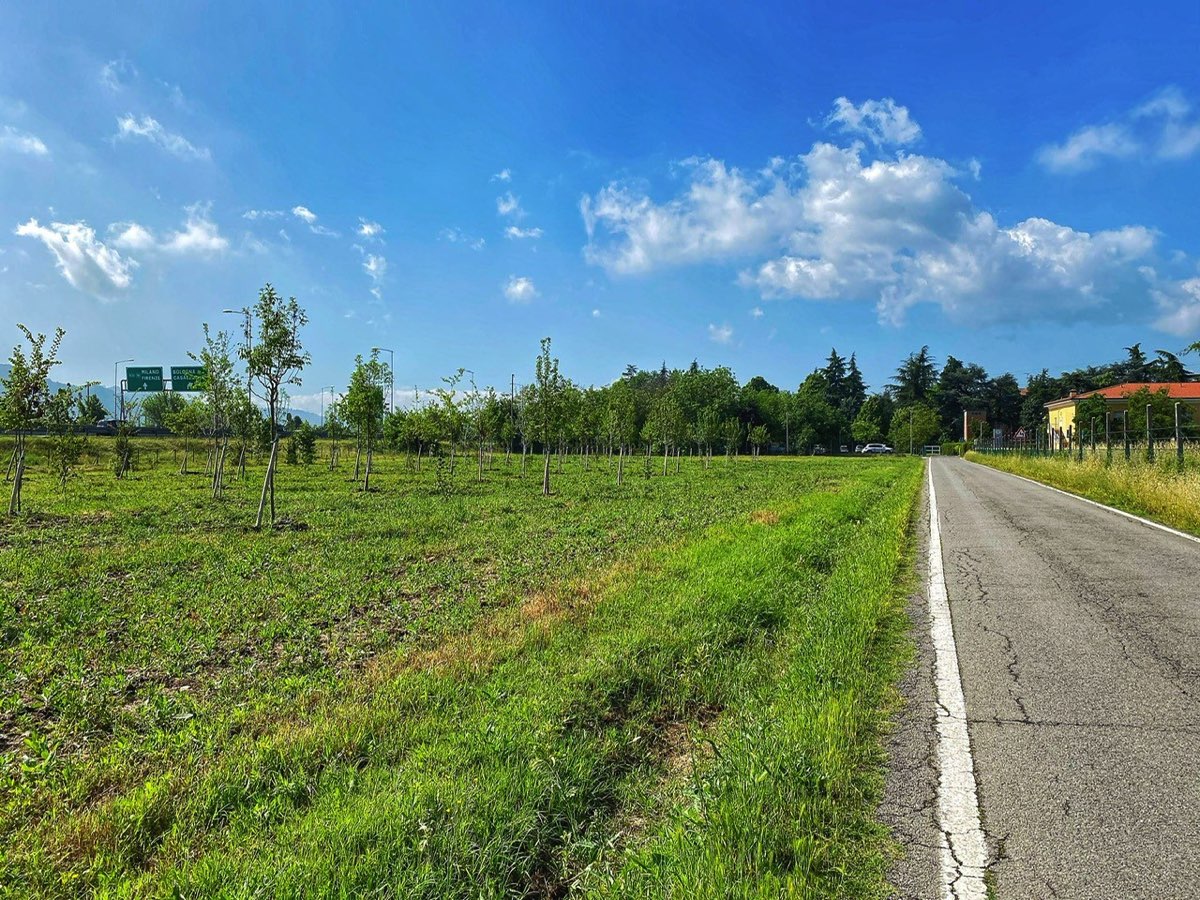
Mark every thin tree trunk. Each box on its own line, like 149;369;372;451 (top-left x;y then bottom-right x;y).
663;443;669;476
255;438;279;529
617;445;625;486
416;444;422;473
354;441;362;482
7;448;23;515
478;442;484;482
364;444;373;491
542;450;551;495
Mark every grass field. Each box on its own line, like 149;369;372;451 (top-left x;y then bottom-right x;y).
1;439;922;898
966;447;1200;536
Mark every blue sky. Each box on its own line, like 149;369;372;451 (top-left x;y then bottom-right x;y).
2;1;1199;412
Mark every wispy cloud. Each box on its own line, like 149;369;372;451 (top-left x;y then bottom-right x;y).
0;125;49;157
491;168;512;182
100;58;136;92
1038;86;1200;172
496;191;524;218
357;218;384;239
115;114;210;161
291;205;317;224
504;225;543;240
504;275;538;303
363;253;387;299
707;323;734;344
440;227;485;250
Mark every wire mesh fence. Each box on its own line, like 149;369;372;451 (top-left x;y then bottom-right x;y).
973;402;1200;474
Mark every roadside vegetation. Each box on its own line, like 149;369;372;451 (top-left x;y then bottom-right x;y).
0;443;921;897
966;447;1200;536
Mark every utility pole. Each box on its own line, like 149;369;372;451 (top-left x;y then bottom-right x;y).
114;358;134;421
371;347;395;413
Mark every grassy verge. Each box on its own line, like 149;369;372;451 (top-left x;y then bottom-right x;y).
2;445;921;897
965;450;1200;536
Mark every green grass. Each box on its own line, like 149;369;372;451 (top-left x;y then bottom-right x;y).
966;446;1200;536
1;439;922;897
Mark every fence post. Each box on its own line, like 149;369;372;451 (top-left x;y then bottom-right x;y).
1105;412;1112;464
1090;418;1096;456
1146;403;1155;463
1124;413;1131;461
1077;423;1084;462
1177;402;1185;470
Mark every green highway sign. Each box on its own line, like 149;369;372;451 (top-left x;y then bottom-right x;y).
126;366;164;392
171;366;206;392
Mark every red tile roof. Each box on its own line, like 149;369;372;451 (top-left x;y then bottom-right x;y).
1047;382;1200;406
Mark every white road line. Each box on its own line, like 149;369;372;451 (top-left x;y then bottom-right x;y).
965;457;1200;546
927;460;989;900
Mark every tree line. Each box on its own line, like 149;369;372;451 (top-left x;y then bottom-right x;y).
5;283;1200;519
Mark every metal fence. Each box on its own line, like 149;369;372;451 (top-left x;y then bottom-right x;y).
973;402;1200;469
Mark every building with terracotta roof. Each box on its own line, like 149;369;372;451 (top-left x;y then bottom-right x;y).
1045;382;1200;448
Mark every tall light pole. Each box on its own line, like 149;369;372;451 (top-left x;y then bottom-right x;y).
371;346;394;413
114;358;134;422
320;385;336;424
223;308;253;403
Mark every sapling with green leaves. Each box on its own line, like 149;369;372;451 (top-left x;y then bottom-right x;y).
190;325;238;498
749;423;769;459
241;285;310;528
344;351;388;490
531;337;564;496
1;324;64;515
76;392;108;425
165;398;208;475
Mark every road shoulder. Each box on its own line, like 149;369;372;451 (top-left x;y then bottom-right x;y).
879;475;943;899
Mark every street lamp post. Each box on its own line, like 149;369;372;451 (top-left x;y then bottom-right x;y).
223;308;253;404
320;386;336;424
114;358;134;422
371;347;395;413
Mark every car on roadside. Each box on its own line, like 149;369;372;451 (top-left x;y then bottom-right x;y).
860;443;893;454
812;444;827;455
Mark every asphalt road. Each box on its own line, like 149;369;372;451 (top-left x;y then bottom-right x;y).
888;457;1200;899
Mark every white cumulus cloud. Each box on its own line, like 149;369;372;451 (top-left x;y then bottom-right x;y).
492;168;512;182
107;205;228;256
0;125;49;157
115;114;210;161
582;119;1183;327
15;218;135;297
504;275;538;303
825;97;921;146
291;205;318;224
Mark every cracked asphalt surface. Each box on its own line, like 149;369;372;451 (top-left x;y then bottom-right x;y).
889;457;1200;899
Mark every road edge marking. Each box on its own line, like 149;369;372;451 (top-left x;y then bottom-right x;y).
927;460;989;899
965;457;1200;546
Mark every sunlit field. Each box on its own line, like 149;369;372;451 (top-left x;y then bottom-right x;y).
2;439;921;898
967;445;1200;536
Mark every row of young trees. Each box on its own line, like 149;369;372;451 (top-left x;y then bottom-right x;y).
6;284;1200;519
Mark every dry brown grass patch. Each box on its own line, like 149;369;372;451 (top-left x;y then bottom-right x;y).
749;509;780;525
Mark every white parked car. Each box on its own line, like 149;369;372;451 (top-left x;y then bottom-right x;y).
860;443;893;455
